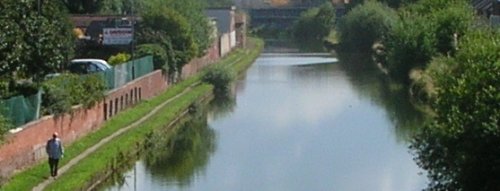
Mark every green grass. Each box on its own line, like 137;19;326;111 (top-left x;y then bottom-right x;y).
232;38;264;72
0;37;264;191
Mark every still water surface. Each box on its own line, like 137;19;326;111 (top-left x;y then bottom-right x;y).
104;53;427;191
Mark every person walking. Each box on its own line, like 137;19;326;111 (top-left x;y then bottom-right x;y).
46;132;64;178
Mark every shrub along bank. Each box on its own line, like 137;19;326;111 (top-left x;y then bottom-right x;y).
336;1;499;190
0;37;263;191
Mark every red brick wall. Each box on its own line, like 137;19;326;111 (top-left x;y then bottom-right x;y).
103;70;168;120
0;103;104;179
181;40;220;79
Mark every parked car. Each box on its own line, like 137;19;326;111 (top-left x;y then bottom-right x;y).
68;59;112;74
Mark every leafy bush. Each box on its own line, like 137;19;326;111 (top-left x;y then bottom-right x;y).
337;0;397;52
41;81;72;116
384;12;437;83
42;73;106;116
379;0;418;8
0;0;74;81
107;53;131;65
0;112;12;141
426;0;473;55
411;28;500;191
137;6;198;77
202;65;235;94
79;74;107;108
0;79;39;99
293;3;335;43
136;44;169;72
383;0;472;83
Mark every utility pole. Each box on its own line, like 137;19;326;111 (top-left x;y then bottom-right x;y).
130;0;136;79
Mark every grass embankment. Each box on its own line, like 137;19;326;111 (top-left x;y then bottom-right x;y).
0;37;263;191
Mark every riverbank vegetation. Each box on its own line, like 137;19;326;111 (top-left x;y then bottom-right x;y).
293;3;335;45
0;37;263;191
202;65;236;94
335;0;499;190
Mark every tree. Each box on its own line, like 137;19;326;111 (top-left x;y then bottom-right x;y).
62;0;100;13
204;0;233;7
99;0;145;15
136;7;198;77
164;0;212;56
383;0;472;83
293;3;335;43
337;0;397;52
411;28;500;191
135;0;213;79
0;0;74;82
379;0;418;8
384;11;437;83
136;44;169;72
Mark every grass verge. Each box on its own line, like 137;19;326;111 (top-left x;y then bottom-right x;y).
45;84;212;190
0;37;263;191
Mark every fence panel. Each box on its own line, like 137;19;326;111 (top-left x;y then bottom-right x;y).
130;56;154;79
113;64;130;88
0;90;41;128
99;70;116;90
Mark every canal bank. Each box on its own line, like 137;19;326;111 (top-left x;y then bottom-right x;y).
1;38;263;191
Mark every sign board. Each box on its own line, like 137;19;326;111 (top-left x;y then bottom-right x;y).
103;28;133;45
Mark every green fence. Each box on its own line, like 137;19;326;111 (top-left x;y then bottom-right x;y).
0;56;154;129
101;56;154;90
130;56;154;79
0;90;42;128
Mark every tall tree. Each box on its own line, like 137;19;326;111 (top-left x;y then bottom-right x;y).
61;0;101;13
411;28;500;191
0;0;74;81
293;3;335;42
205;0;233;7
161;0;212;56
136;6;198;76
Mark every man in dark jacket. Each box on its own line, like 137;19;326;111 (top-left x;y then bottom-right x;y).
46;132;64;177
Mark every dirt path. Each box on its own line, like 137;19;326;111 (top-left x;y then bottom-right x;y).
32;84;197;191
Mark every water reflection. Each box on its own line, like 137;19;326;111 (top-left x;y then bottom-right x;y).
102;108;216;191
143;110;216;186
336;53;427;142
207;84;238;121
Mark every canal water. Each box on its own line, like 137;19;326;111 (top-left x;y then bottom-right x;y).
102;52;428;191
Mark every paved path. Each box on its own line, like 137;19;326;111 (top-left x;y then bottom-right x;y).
32;84;197;191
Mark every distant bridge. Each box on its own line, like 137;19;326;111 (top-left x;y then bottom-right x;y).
248;7;310;29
